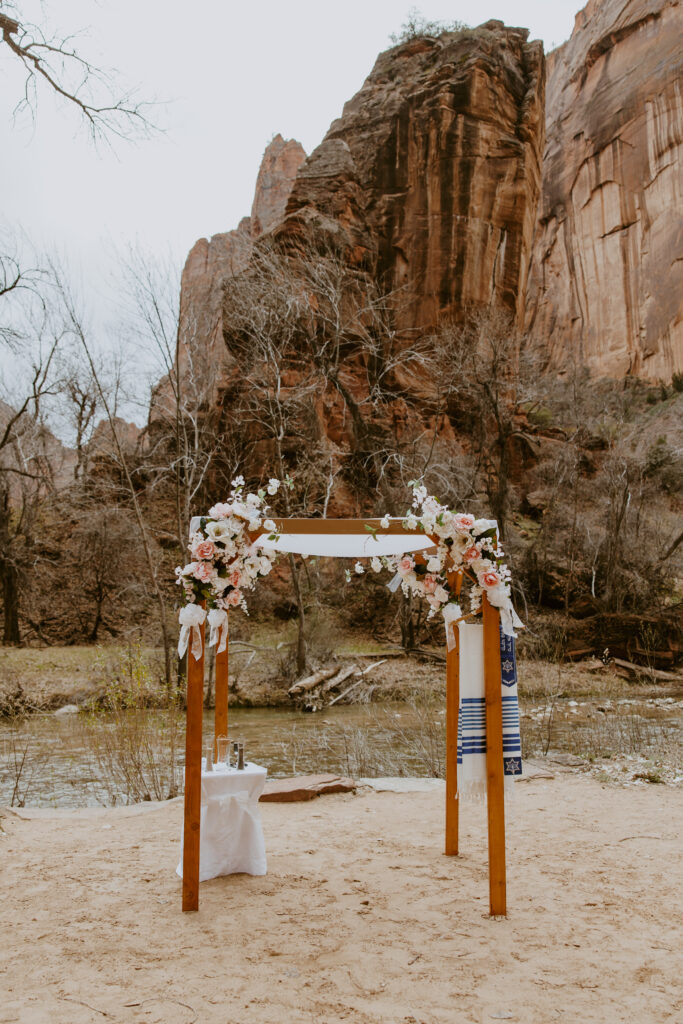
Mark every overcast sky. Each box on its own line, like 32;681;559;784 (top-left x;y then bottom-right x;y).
1;1;581;422
2;1;581;264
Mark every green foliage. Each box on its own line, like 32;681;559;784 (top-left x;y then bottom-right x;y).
390;7;467;45
672;372;683;393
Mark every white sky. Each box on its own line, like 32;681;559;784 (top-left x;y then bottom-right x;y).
1;0;581;421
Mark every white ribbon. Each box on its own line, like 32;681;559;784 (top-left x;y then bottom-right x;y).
207;607;229;653
178;604;207;661
484;585;524;638
442;602;462;650
387;572;403;593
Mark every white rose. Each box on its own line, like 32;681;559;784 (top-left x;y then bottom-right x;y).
205;521;233;545
404;514;418;530
434;584;449;603
246;492;260;506
258;557;273;575
263;519;277;533
426;557;440;573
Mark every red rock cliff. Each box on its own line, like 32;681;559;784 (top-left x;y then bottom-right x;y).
279;21;545;331
526;0;683;379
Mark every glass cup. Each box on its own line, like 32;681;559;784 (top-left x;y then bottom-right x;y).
216;735;230;768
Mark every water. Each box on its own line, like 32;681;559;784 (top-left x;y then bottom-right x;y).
1;698;680;808
0;703;439;809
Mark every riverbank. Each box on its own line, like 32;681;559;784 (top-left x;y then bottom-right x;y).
1;773;681;1023
2;641;681;716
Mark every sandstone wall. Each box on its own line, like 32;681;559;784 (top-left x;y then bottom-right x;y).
526;0;683;379
279;21;545;332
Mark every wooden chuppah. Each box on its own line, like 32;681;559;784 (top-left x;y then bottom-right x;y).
181;518;507;917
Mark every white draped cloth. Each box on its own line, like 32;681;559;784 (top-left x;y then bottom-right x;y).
177;762;267;881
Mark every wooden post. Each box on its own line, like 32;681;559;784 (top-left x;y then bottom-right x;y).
214;612;229;754
182;605;205;912
482;594;506;917
444;569;462;856
445;621;459;855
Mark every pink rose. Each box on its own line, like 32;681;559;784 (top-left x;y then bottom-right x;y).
453;513;475;532
229;569;241;587
398;557;414;574
463;546;479;563
193;539;215;560
227;589;242;607
423;574;437;594
480;569;501;589
192;562;214;583
208;502;232;519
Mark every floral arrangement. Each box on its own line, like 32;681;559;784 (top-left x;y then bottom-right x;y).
175;477;521;660
175;476;283;659
351;483;522;638
175;475;282;614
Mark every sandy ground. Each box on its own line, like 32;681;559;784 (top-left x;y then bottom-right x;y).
1;774;681;1024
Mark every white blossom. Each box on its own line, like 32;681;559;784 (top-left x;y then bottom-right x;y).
354;561;364;574
267;478;280;495
380;516;390;529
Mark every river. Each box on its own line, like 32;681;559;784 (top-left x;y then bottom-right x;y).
1;697;680;808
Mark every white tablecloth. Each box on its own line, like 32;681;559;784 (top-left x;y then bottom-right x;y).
177;762;267;881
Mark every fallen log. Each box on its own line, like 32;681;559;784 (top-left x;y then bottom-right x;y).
611;657;682;683
320;665;359;694
328;678;367;707
288;666;338;696
360;659;387;676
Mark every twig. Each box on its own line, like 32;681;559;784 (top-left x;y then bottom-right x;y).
61;997;112;1017
617;835;666;843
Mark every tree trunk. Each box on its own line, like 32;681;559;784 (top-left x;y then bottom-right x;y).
288;552;307;675
1;557;21;644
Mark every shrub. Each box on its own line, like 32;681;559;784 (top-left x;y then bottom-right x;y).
390;8;467;45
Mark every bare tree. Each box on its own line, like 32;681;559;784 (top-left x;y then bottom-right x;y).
0;3;156;142
120;246;224;550
426;308;541;539
50;265;175;687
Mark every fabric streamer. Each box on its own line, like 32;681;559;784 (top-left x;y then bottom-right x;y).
456;622;523;800
207;607;229;653
178;604;207;661
442;602;462;650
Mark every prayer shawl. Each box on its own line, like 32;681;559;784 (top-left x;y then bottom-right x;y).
456;622;522;800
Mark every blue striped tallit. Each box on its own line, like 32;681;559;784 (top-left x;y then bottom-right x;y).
456;623;522;799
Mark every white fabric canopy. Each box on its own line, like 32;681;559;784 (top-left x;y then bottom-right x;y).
189;516;435;559
256;533;436;559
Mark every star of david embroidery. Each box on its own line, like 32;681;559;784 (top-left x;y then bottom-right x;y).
504;758;522;775
501;659;514;673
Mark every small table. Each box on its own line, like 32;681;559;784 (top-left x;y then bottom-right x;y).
177;762;267;882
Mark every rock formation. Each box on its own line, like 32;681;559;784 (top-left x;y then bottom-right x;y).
151;135;307;422
178;133;306;366
526;0;683;379
278;22;545;332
